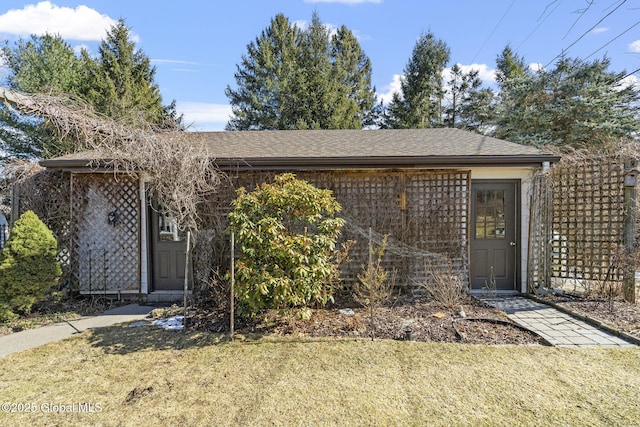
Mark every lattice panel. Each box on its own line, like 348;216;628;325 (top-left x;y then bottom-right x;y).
206;170;470;288
13;170;72;281
404;171;469;284
527;172;554;292
308;171;406;285
550;160;625;282
71;174;140;292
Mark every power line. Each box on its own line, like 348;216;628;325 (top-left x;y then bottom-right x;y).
516;0;564;52
584;19;640;60
471;0;516;63
563;0;594;39
543;0;627;68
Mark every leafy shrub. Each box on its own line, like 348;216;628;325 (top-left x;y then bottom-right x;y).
228;174;345;317
0;210;62;322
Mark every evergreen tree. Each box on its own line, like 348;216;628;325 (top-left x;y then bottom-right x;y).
0;34;84;158
386;32;450;128
2;34;84;94
226;12;375;130
0;210;62;321
330;25;376;129
225;14;301;130
442;65;496;133
1;21;182;160
494;56;640;146
82;20;170;126
495;44;528;88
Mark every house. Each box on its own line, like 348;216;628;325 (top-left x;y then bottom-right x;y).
38;128;559;301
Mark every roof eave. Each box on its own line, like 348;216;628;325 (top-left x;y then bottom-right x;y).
40;154;561;171
213;155;561;171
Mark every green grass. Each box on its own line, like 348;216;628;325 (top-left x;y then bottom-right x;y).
1;324;639;426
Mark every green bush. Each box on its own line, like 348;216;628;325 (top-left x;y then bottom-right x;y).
228;173;345;317
0;210;62;322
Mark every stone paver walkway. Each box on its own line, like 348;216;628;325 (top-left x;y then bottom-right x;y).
476;295;635;348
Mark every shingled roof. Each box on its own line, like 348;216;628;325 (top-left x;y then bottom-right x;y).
40;128;559;170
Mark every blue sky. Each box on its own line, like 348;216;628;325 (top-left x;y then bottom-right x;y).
0;0;638;131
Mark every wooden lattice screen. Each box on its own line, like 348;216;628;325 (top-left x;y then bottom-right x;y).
12;170;73;282
209;169;470;288
71;173;140;293
527;172;553;292
551;159;625;282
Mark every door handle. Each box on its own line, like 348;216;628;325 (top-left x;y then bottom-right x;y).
510;242;517;246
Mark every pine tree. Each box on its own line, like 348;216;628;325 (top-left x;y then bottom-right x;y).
330;25;376;129
0;34;84;158
226;12;375;130
443;64;496;133
386;32;450;128
494;56;640;146
82;20;168;126
225;14;301;130
2;34;83;94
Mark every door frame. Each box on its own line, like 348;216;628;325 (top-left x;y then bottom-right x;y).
469;179;521;291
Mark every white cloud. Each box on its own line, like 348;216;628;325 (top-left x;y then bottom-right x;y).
529;62;545;72
376;74;403;104
377;64;497;105
177;101;232;131
616;74;639;91
444;63;497;85
293;20;339;37
592;27;609;34
629;40;640;53
304;0;382;3
73;44;90;55
0;1;117;41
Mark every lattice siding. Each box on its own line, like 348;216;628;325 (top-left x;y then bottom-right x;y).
71;174;140;292
208;170;470;287
12;170;72;280
550;160;625;282
527;172;553;292
404;172;469;283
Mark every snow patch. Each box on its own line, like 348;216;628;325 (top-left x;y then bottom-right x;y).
153;316;184;331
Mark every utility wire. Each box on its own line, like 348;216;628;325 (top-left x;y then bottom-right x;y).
471;0;516;63
563;0;594;39
584;20;640;60
516;0;564;51
543;0;627;68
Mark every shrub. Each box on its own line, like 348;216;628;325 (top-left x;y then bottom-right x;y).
353;235;395;340
420;260;467;308
0;210;62;322
228;174;345;317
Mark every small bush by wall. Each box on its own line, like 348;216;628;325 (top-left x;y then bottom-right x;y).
0;210;62;321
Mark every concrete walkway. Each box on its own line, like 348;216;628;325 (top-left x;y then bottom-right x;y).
476;295;635;348
0;304;155;358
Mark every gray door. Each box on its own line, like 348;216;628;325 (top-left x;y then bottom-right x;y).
151;207;188;291
470;181;519;291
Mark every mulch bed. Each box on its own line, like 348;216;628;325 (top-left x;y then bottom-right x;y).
189;294;548;345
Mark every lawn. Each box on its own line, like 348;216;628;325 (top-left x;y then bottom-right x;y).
1;324;639;426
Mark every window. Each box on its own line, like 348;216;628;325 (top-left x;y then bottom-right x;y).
475;190;506;239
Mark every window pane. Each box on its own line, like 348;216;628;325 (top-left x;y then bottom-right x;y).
475;190;506;239
158;211;184;241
